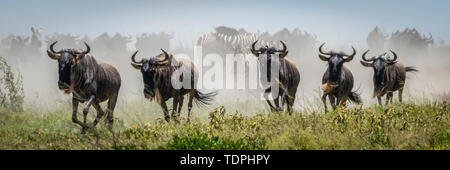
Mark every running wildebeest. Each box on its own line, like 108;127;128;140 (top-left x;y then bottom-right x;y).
318;43;361;112
47;41;121;133
360;50;418;105
130;49;216;122
250;40;300;114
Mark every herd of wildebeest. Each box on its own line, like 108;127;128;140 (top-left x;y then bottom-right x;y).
45;38;418;133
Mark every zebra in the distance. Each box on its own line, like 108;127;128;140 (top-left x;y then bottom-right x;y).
197;33;265;56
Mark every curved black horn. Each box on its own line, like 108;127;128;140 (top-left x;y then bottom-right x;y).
388;50;398;63
276;40;287;52
49;41;60;53
131;50;143;64
161;48;170;60
81;42;90;54
362;50;375;61
342;46;356;57
319;42;332;55
342;46;356;62
251;40;262;52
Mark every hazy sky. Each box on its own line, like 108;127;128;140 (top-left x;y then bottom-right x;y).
1;0;449;47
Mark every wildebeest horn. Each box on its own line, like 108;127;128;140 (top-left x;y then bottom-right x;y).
81;42;90;54
342;46;356;62
161;48;169;61
318;43;332;55
47;41;60;60
362;50;375;61
387;50;398;63
342;46;356;57
277;40;288;58
251;40;262;52
276;40;287;52
157;49;171;65
131;50;143;64
49;41;60;54
251;40;263;56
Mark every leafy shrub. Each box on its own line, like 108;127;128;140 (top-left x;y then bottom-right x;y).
0;56;24;112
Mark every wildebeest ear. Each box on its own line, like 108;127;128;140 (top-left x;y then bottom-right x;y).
47;50;59;60
318;54;329;61
360;60;373;67
131;63;142;70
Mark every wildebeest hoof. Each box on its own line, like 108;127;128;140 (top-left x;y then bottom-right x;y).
164;116;170;122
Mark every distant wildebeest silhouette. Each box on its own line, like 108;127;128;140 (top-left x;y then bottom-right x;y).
360;50;418;105
318;43;361;112
47;41;121;133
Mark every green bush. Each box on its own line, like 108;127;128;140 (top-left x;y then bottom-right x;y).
0;56;24;112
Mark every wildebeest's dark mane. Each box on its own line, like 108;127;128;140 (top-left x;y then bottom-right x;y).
152;62;180;97
70;54;101;93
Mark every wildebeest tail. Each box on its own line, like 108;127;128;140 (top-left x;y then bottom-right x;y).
194;90;217;107
405;66;419;73
348;91;362;105
348;86;362;105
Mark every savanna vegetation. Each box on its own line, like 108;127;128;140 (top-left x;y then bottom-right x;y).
0;56;448;150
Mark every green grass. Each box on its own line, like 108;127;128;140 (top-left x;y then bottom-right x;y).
0;100;448;150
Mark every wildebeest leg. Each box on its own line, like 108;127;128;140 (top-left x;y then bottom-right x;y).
159;101;170;122
83;95;95;125
187;90;195;122
322;94;328;113
336;95;342;109
398;88;403;103
286;94;294;115
172;96;179;122
90;102;105;128
178;95;184;116
264;88;277;112
339;96;348;107
328;95;336;110
377;96;382;106
265;100;277;112
386;92;393;105
389;92;394;104
106;95;118;130
72;98;88;133
274;97;281;112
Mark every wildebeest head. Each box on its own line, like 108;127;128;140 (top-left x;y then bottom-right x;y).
360;50;398;93
131;49;172;100
318;43;356;85
47;41;90;93
251;40;288;84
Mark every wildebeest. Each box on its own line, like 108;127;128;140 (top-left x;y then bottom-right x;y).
250;40;300;114
130;49;216;122
47;41;121;133
360;50;418;105
318;43;361;112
